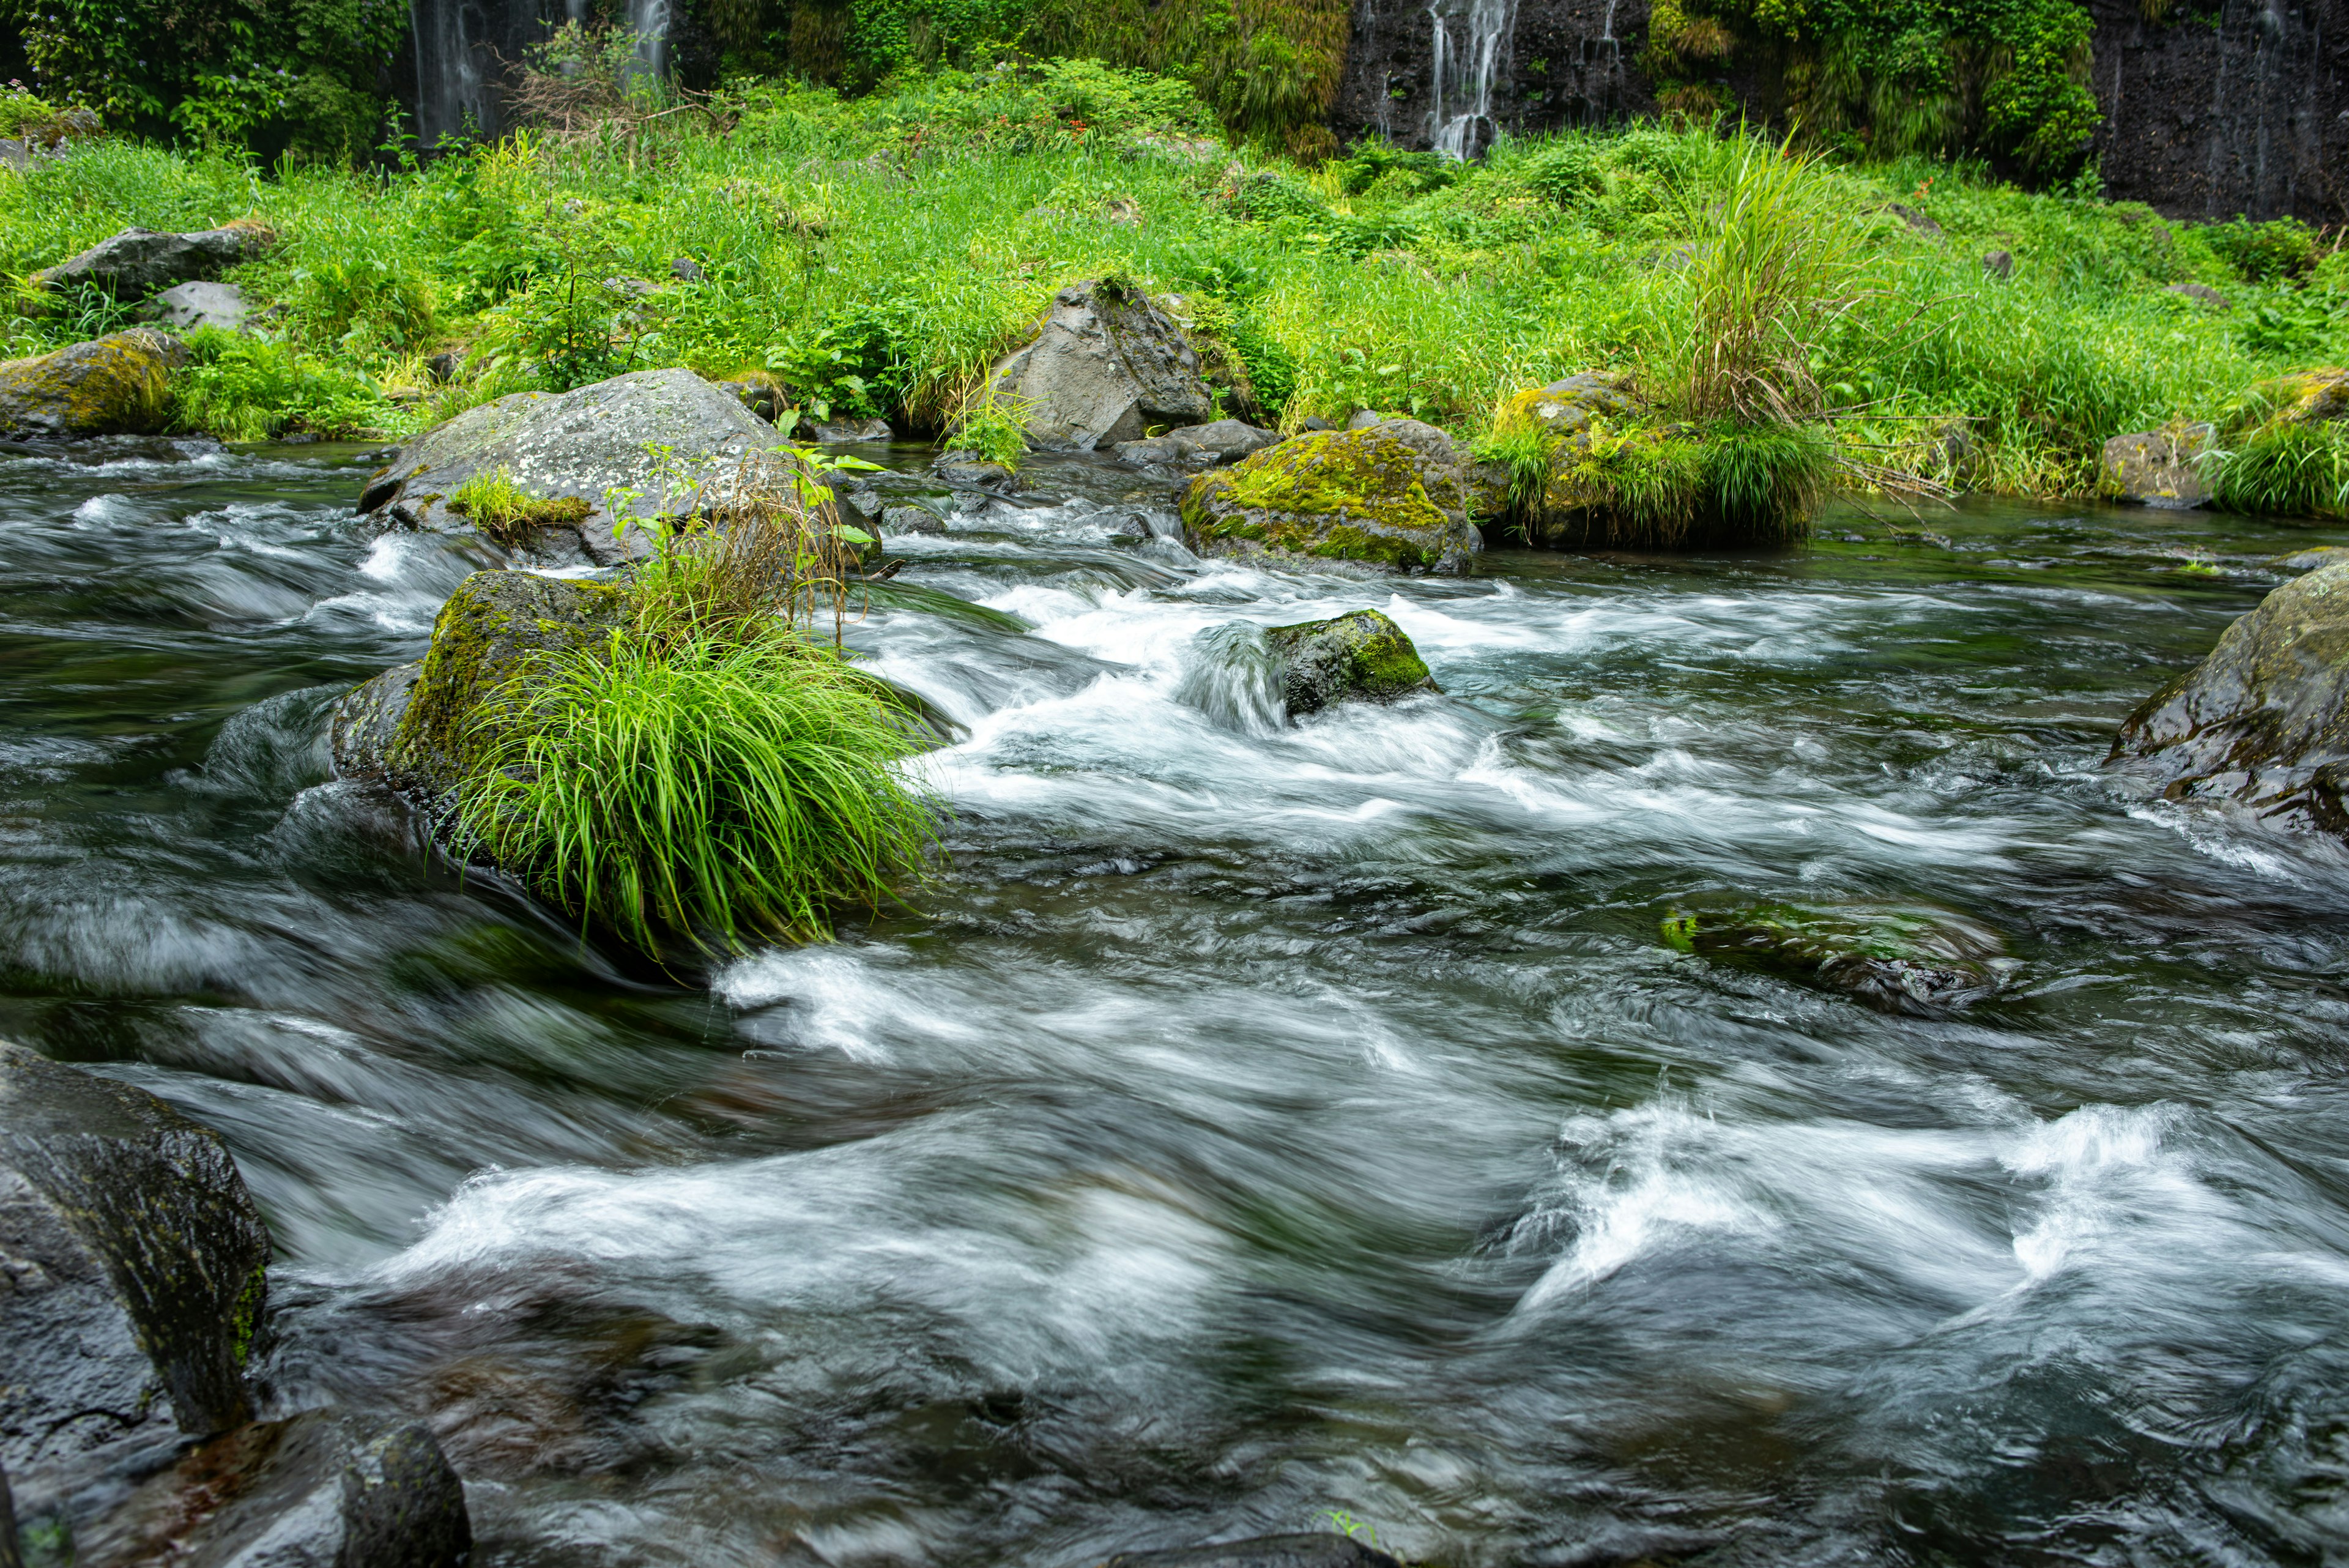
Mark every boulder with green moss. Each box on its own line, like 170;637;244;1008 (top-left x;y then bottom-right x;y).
2109;559;2349;832
1266;609;1438;715
1662;902;2011;1013
0;1041;269;1533
0;330;185;440
332;570;629;810
1181;425;1486;573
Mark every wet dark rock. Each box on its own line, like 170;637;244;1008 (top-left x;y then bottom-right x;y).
423;350;465;385
1662;904;2011;1014
713;379;779;423
883;503;947;535
988;280;1215;450
67;1408;469;1568
1104;1533;1403;1568
2;1460;20;1568
138;281;247;335
2169;282;2230;310
0;330;186;440
2101;422;2213;508
357;368;787;563
0;1042;269;1539
330;570;629;808
2277;546;2349;573
1182;424;1486;573
812;416;892;443
932;450;1020;489
1112;418;1279;472
32;225;271;300
2109;560;2349;834
1982;249;2014;278
1299;415;1336;431
1266;608;1438;715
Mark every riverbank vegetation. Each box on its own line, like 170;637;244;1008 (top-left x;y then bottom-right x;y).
2;56;2345;515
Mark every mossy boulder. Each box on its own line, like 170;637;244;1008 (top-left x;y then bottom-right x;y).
1662;902;2011;1013
1181;425;1485;573
2262;367;2348;425
332;570;629;810
1500;372;1646;442
2109;559;2349;833
2101;422;2213;508
32;225;270;300
0;1041;269;1528
1265;609;1438;715
0;330;185;440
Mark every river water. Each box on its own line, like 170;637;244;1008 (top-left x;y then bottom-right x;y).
6;435;2349;1568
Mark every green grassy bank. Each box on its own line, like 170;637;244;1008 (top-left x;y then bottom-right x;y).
4;60;2345;516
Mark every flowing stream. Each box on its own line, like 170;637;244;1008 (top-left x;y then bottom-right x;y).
8;435;2349;1567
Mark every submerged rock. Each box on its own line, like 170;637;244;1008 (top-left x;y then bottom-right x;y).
2277;546;2349;573
0;1041;269;1534
1266;609;1437;715
988;280;1215;451
2101;423;2213;508
1104;1534;1403;1568
1181;425;1486;573
1662;903;2011;1013
332;570;629;809
138;280;247;335
33;225;270;300
355;368;790;563
2109;559;2349;833
0;329;185;440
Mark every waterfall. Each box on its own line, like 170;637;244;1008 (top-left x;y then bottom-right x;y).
403;0;674;148
1426;0;1520;159
625;0;672;89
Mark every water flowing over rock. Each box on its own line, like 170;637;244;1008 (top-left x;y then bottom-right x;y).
1105;1534;1405;1568
987;281;1215;452
1181;423;1486;572
1266;608;1439;715
2109;559;2349;834
0;1042;268;1538
0;330;186;440
32;226;270;300
1335;0;1650;152
1662;904;2013;1014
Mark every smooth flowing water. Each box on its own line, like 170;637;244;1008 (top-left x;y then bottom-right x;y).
8;436;2349;1568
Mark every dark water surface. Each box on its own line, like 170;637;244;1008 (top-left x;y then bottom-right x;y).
7;434;2349;1568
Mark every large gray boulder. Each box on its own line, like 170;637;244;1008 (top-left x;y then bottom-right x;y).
988;280;1215;451
1181;423;1487;573
355;368;793;564
0;1042;269;1535
65;1408;469;1568
2109;560;2349;832
1266;609;1438;715
2101;423;2212;508
34;226;270;300
0;330;186;440
1105;1534;1403;1568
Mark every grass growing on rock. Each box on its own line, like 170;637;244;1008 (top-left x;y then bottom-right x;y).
445;467;594;546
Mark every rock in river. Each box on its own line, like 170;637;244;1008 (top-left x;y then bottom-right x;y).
1181;423;1486;573
33;225;271;300
1662;902;2012;1013
1266;609;1437;715
987;279;1215;451
1104;1533;1403;1568
0;330;186;440
0;1041;267;1536
2109;559;2349;832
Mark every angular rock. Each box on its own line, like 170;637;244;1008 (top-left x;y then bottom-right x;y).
0;1042;269;1533
3;1460;18;1568
1983;249;2014;278
1104;1534;1403;1568
1266;609;1438;715
356;368;791;563
670;256;705;283
2109;559;2349;833
932;450;1019;489
2101;423;2213;508
811;416;892;443
138;280;248;335
1662;904;2011;1014
0;330;185;440
2169;282;2230;309
65;1408;469;1568
988;280;1215;451
1181;425;1485;573
1114;418;1279;472
34;226;270;300
331;570;629;809
883;503;946;536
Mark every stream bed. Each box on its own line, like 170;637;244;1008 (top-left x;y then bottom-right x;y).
6;435;2349;1567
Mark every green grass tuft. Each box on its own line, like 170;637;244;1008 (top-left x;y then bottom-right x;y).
447;468;595;546
2208;421;2349;521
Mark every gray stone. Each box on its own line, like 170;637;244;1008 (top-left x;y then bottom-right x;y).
2101;423;2213;508
422;350;465;385
811;416;892;442
1664;904;2011;1015
883;503;946;535
1983;249;2014;278
0;330;187;440
1885;202;1945;241
987;280;1215;451
1113;419;1278;472
355;368;793;562
1345;409;1383;431
715;378;779;423
0;140;28;175
34;226;270;300
138;280;247;335
1266;609;1438;715
0;1042;268;1536
2109;560;2349;834
2169;282;2230;309
670;256;705;282
67;1408;468;1568
1105;1534;1403;1568
932;450;1019;489
2;1456;21;1568
2277;546;2349;573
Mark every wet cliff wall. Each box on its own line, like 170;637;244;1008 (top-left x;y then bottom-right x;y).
1330;0;1654;155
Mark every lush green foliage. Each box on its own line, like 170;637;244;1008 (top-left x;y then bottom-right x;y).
167;326;398;439
2209;422;2349;521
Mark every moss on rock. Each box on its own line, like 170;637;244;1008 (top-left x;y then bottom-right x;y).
1661;901;2010;1013
1264;608;1437;714
0;329;187;440
1181;427;1481;572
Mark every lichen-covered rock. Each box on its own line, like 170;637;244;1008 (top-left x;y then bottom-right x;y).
1104;1534;1403;1568
355;368;792;564
65;1408;469;1568
2101;423;2213;508
0;1042;269;1534
33;225;270;300
1265;609;1438;715
0;330;186;440
2109;560;2349;833
1501;372;1645;442
1181;426;1485;573
138;280;248;335
1662;903;2011;1013
988;280;1215;451
331;570;628;809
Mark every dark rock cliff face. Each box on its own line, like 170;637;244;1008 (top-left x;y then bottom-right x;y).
1331;0;1653;154
2088;0;2349;221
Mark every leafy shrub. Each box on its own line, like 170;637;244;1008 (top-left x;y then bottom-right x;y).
168;329;396;440
2202;217;2318;282
948;383;1031;467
